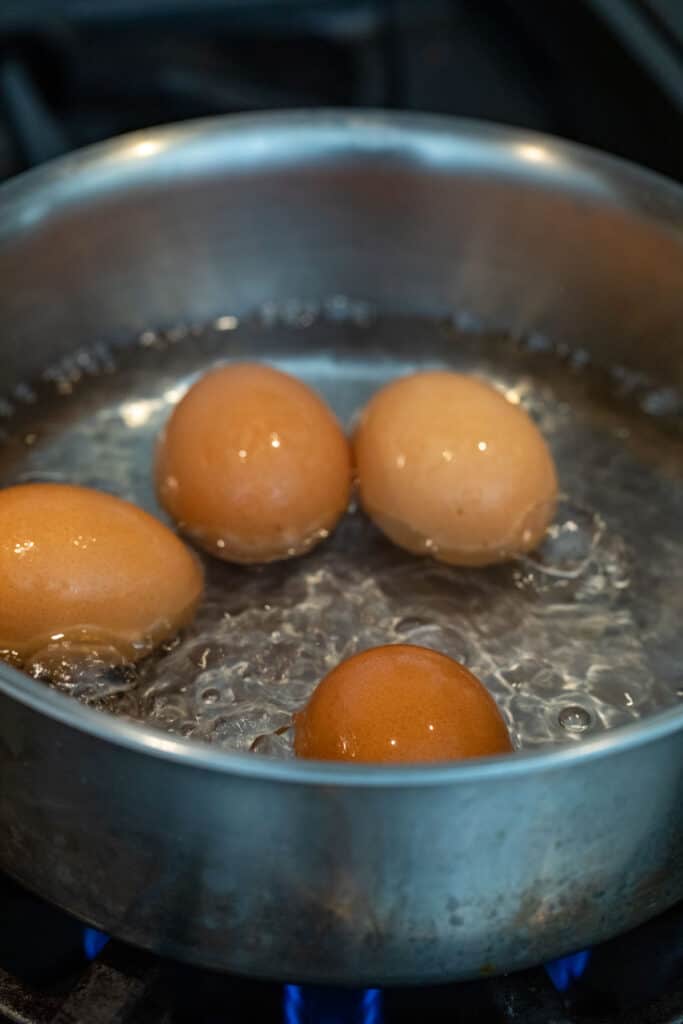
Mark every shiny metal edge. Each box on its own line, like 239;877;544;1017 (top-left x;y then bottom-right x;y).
0;110;682;231
2;656;682;786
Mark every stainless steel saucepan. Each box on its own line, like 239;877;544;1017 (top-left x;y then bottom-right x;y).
0;112;682;985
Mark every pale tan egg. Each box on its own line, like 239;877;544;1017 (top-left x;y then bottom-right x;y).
0;483;203;665
294;644;513;763
155;363;352;563
353;371;558;566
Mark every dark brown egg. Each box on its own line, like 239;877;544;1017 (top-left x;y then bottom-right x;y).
294;644;513;763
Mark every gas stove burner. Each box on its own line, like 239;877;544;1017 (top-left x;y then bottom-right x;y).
284;985;382;1024
545;949;591;992
1;874;682;1024
82;928;109;963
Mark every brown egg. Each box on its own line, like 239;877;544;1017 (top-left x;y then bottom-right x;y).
0;483;203;665
294;644;513;763
156;363;352;563
353;371;558;566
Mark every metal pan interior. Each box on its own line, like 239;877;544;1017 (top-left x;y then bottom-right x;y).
0;307;680;758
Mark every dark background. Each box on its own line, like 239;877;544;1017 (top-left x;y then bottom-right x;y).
0;0;681;182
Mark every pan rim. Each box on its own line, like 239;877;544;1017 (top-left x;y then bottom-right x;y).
2;659;682;786
1;107;682;232
1;108;682;787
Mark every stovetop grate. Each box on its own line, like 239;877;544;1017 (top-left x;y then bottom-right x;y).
1;934;682;1024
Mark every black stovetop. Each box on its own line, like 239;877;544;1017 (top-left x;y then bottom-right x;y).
1;873;682;1023
0;0;681;184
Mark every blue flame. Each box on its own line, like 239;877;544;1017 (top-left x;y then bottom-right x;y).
544;949;591;991
283;984;382;1024
82;927;109;961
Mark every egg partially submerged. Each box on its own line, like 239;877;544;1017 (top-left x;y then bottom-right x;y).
353;371;558;566
156;363;352;563
0;483;203;665
294;644;513;763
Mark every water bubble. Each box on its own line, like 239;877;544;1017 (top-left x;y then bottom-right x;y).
559;706;592;733
283;299;318;327
166;326;188;344
138;330;160;348
350;301;374;327
523;499;604;579
214;315;239;332
251;727;295;758
395;616;429;635
569;348;590;370
323;295;351;320
639;387;682;417
201;688;220;704
259;301;278;326
14;383;37;404
524;331;552;353
452;310;485;332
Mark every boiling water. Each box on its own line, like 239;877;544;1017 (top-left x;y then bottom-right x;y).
1;308;682;755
